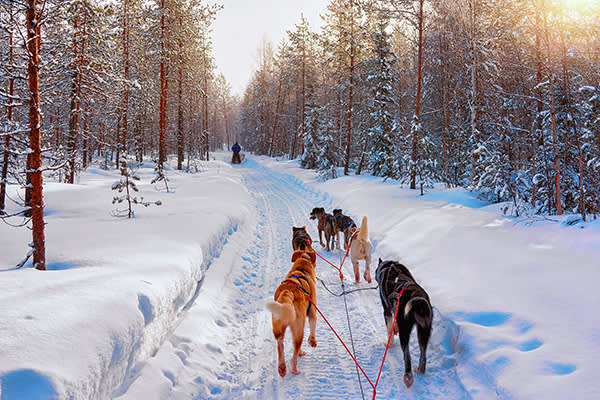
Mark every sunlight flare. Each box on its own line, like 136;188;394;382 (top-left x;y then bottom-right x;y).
556;0;598;13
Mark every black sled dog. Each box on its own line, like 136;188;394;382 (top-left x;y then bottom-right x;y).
375;258;433;388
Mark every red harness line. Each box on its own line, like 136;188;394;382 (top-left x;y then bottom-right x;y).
303;288;405;400
310;230;358;281
303;234;405;399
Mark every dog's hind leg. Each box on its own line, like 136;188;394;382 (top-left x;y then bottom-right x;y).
276;334;286;377
363;256;372;284
352;260;360;283
416;323;431;374
385;316;395;345
307;308;317;348
399;322;414;388
289;322;305;375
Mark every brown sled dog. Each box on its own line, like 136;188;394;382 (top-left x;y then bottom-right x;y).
310;207;337;251
266;249;318;377
292;226;312;251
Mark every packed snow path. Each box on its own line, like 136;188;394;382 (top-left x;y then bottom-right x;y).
119;158;496;400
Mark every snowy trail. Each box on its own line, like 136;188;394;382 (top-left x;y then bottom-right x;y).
119;157;488;399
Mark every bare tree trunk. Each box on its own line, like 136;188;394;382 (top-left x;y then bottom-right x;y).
122;0;130;156
176;14;185;169
82;113;88;168
356;135;368;175
67;14;82;184
177;77;184;168
337;86;342;150
532;9;544;208
115;116;121;168
301;41;306;156
541;0;563;215
344;0;355;176
27;0;46;270
291;91;299;159
440;23;450;186
467;0;479;185
270;78;282;157
0;3;15;213
136;114;143;162
410;0;424;189
203;49;209;161
159;0;168;168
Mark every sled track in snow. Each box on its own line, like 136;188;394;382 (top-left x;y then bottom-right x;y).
190;158;492;400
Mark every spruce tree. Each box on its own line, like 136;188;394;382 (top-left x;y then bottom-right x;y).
112;159;161;218
366;17;397;179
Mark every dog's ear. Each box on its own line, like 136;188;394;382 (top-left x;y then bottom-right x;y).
378;258;383;265
319;207;325;213
291;250;302;262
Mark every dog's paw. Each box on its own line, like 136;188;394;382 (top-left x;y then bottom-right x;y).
363;271;372;284
403;373;414;388
291;367;301;375
278;362;287;377
299;350;307;357
308;336;317;347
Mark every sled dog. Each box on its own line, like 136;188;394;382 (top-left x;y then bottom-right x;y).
375;259;433;388
349;216;373;283
266;249;318;377
292;226;312;251
332;209;356;250
309;207;337;251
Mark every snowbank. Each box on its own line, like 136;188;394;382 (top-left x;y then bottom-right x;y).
0;159;253;399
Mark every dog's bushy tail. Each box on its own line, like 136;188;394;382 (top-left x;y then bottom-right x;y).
358;216;369;241
404;297;432;328
266;300;296;325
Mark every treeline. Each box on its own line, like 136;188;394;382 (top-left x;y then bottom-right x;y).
238;0;600;219
0;0;235;269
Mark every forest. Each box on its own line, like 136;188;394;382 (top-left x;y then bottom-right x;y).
1;0;599;270
239;0;600;219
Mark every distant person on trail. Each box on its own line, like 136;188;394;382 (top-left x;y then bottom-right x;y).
232;142;241;164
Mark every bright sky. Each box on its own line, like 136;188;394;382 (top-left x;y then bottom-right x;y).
211;0;327;97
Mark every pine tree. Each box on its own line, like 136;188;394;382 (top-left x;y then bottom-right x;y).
301;104;322;169
151;164;170;192
317;112;339;180
580;85;600;217
112;159;161;218
366;16;397;179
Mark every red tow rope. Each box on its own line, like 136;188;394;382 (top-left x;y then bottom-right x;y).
302;277;405;399
311;230;357;281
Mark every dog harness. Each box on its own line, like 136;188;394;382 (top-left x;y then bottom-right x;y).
378;263;415;311
283;272;313;314
341;220;355;228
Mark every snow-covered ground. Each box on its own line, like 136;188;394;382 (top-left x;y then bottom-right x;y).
1;153;599;400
